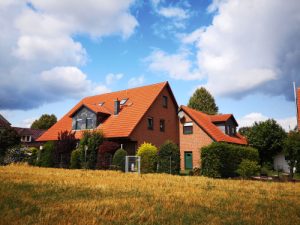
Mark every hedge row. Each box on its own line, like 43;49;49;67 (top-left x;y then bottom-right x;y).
201;142;259;178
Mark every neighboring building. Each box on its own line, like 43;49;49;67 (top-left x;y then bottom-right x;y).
273;153;290;173
13;127;45;148
37;82;179;154
178;106;247;170
0;114;11;133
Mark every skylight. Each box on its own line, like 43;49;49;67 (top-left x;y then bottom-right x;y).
120;98;128;105
98;102;105;106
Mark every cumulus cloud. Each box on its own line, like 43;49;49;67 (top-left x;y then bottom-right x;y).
182;0;300;100
145;49;202;80
0;0;137;110
128;75;145;87
238;112;296;132
158;7;189;20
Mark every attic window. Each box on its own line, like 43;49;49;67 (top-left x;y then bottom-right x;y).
183;122;193;134
98;102;105;106
120;98;128;105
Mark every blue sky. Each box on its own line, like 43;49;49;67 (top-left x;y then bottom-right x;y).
0;0;299;130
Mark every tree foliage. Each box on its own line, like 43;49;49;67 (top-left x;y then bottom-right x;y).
136;142;158;173
238;127;252;138
283;131;300;178
236;159;260;179
31;114;57;130
187;87;218;115
112;148;127;171
70;149;81;169
247;119;287;165
157;140;180;174
97;141;120;169
37;141;55;167
3;146;27;165
0;127;20;162
54;130;77;168
79;130;105;169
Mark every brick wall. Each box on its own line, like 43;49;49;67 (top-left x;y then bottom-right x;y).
179;112;213;170
131;86;179;150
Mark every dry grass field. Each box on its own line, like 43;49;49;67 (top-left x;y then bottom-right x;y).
0;164;299;225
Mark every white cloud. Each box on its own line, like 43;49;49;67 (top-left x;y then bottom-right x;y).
105;73;124;85
19;117;36;128
183;0;300;100
128;75;145;87
0;0;137;110
158;7;189;20
238;112;296;132
146;49;202;80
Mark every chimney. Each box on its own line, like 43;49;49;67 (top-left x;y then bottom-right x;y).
114;99;120;115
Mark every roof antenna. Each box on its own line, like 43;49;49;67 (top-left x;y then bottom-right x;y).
293;81;298;130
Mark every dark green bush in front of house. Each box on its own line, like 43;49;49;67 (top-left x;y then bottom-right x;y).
3;146;27;165
157;140;180;174
27;147;39;166
112;148;127;171
201;142;259;178
236;159;260;179
37;141;55;167
70;149;82;169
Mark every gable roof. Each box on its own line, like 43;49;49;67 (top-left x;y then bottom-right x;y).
38;81;176;141
210;114;238;126
0;114;11;128
180;106;247;145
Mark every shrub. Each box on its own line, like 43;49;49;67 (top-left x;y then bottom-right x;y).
37;141;55;167
112;148;127;171
3;146;27;165
189;167;201;176
157;140;180;174
236;159;260;179
201;142;259;178
79;130;105;169
27;147;38;166
97;141;120;169
0;127;20;163
70;149;81;169
136;142;158;173
54;130;77;168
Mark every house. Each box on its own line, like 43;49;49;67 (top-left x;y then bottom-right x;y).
37;82;179;154
298;88;300;131
13;127;45;148
0;114;11;133
178;106;247;170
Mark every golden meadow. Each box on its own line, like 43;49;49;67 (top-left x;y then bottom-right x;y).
0;164;299;225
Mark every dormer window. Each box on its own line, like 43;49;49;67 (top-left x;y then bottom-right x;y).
75;119;84;130
120;98;128;105
86;118;93;129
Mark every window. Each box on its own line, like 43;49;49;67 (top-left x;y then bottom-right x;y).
163;96;168;108
147;117;153;130
160;119;165;132
98;102;105;106
120;98;128;105
86;118;93;129
75;119;84;130
183;122;193;134
231;127;236;135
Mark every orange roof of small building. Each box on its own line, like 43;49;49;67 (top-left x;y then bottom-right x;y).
38;81;173;141
180;106;247;145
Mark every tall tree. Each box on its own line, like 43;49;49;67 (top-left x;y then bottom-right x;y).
188;87;218;115
283;131;300;178
31;114;57;130
247;119;287;165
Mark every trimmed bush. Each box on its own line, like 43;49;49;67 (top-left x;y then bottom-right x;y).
157;140;180;174
70;149;81;169
136;142;158;173
112;148;127;171
37;141;55;167
236;159;260;179
97;141;120;169
201;142;259;178
3;146;27;165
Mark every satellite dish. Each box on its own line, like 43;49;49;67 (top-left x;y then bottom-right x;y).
178;111;184;119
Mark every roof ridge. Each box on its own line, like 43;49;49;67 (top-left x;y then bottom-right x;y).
84;81;168;99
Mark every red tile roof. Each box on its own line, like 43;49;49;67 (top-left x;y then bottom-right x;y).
38;82;172;141
297;88;300;131
180;106;247;145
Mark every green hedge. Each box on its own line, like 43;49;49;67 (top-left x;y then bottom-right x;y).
70;149;81;169
37;141;55;167
157;140;180;174
201;142;259;178
112;148;127;171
